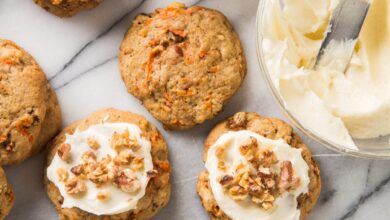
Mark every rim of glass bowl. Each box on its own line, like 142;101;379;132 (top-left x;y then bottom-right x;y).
255;0;390;159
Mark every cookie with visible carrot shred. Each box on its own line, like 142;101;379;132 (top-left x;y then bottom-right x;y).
119;3;246;130
0;167;13;219
0;39;62;165
33;0;102;17
197;112;321;220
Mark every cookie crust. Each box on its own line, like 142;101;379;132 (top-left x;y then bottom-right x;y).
119;4;246;129
45;108;171;220
0;167;13;220
33;0;102;17
0;39;62;165
197;112;321;220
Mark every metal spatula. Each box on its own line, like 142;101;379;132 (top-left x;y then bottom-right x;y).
314;0;371;72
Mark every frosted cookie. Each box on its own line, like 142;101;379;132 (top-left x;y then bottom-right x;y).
33;0;102;17
0;39;62;165
119;3;246;130
0;167;13;220
45;108;171;219
197;112;321;220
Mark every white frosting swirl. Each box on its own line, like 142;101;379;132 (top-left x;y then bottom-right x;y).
47;122;153;215
205;130;310;220
262;0;390;148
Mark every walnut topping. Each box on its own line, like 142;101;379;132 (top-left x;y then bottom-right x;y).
65;177;87;195
87;163;110;185
110;130;140;152
114;169;141;193
87;137;100;150
278;161;300;193
239;137;258;159
81;151;97;162
58;129;147;194
97;191;110;201
227;112;247;129
57;143;71;162
130;157;144;171
56;168;68;182
219;175;233;186
218;137;301;211
113;151;134;165
218;161;227;171
70;164;84;176
147;170;158;178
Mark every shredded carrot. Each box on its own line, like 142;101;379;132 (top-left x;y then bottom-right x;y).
169;29;186;38
15;124;33;143
158;160;171;172
0;58;15;65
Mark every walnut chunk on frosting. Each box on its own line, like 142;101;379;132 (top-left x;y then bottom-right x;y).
87;137;100;150
65;177;87;195
278;161;300;193
217;136;301;211
114;169;141;193
57;143;71;162
56;168;68;182
110;130;140;152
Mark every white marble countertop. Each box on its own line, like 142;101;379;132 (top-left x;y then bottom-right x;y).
1;0;390;219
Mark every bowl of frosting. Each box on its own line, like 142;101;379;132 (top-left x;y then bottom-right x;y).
256;0;390;158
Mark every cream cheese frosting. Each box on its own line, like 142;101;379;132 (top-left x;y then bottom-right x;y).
47;122;153;215
205;130;310;220
262;0;390;148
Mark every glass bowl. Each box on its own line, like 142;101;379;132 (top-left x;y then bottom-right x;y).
255;0;390;159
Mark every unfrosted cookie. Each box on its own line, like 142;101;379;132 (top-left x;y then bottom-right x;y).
119;3;246;130
45;108;171;219
197;112;321;220
33;0;102;17
0;39;62;165
0;167;13;220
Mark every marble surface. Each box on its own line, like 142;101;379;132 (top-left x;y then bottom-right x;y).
1;0;390;219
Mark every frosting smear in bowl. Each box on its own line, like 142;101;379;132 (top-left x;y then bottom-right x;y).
262;0;390;149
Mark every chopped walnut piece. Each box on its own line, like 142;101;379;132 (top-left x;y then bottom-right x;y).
115;169;141;193
113;151;134;165
218;139;300;211
257;150;278;167
110;130;140;152
87;165;109;185
219;175;233;186
87;137;100;150
215;147;225;160
97;191;110;201
227;112;247;129
218;161;227;171
81;151;97;162
65;177;87;195
130;157;144;171
239;137;258;159
57;143;71;162
278;161;300;193
228;185;248;201
70;164;84;176
147;170;158;178
56;168;68;182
